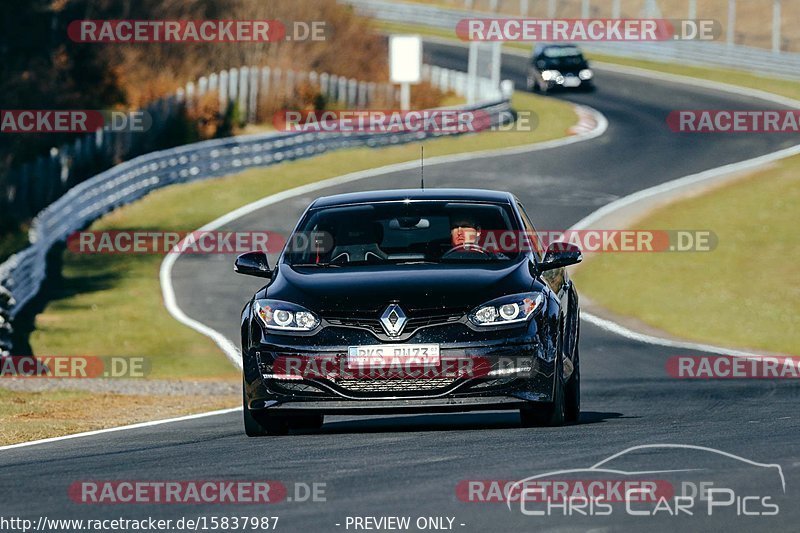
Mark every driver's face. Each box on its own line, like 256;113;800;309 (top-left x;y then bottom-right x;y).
451;225;479;247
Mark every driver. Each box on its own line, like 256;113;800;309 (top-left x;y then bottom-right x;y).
449;216;483;251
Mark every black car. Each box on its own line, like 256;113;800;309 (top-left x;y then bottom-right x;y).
527;44;595;93
236;189;582;435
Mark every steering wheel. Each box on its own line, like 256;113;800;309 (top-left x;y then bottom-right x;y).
441;243;490;259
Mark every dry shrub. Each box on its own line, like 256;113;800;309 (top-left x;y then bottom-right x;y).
186;91;224;139
102;0;390;108
411;81;450;110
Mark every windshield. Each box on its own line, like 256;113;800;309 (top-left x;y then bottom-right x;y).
285;200;523;267
541;46;586;66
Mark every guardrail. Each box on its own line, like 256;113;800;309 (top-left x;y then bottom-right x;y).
1;66;402;226
0;65;511;356
344;0;800;81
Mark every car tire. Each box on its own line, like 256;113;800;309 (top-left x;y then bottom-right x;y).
243;385;289;436
520;356;566;427
565;345;580;424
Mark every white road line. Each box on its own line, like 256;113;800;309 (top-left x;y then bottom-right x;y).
0;408;241;452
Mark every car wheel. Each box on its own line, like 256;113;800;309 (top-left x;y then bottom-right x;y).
527;75;537;92
539;80;549;95
565;345;580;424
243;385;289;436
520;356;565;427
289;414;324;431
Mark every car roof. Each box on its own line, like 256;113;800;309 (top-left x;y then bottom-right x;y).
310;188;516;209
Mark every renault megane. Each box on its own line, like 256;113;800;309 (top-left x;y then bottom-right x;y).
237;189;582;435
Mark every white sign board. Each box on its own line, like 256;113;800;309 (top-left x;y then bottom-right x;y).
389;35;422;84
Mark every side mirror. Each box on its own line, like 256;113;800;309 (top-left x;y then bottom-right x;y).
538;242;582;272
234;251;272;278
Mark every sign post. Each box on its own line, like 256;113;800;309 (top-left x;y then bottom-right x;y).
389;35;422;111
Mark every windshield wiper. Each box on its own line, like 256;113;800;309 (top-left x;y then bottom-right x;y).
290;262;340;268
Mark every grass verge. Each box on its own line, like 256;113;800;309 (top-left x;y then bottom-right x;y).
0;91;577;444
0;388;236;446
572;155;800;355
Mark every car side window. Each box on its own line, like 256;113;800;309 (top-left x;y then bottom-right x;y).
516;202;543;260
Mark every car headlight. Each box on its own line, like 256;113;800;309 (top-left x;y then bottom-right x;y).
254;299;320;331
469;293;545;327
541;70;561;81
579;69;593;80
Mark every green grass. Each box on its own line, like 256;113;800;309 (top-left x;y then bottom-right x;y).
28;91;577;380
374;21;800;102
572;155;800;355
585;53;800;102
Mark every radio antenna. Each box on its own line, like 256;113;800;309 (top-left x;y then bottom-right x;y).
420;146;425;190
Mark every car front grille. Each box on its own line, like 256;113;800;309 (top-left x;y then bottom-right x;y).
323;307;465;336
276;381;325;394
332;377;456;393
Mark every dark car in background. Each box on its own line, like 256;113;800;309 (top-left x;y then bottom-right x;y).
527;44;595;93
236;189;582;436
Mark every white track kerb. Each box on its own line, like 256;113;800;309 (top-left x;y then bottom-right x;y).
5;51;800;449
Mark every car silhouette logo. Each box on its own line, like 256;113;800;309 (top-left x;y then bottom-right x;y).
380;304;407;337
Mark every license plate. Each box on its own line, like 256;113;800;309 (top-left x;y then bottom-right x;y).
347;344;440;369
563;77;581;87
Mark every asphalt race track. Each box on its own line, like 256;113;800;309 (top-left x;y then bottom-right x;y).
1;41;799;532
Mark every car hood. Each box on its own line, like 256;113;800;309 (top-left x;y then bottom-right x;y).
265;260;535;312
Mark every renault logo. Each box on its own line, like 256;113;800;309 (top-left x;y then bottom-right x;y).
380;304;407;337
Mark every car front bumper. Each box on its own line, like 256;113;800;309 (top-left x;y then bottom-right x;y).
244;338;558;415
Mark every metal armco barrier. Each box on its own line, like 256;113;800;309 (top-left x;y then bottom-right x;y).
0;66;510;356
1;66;401;227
